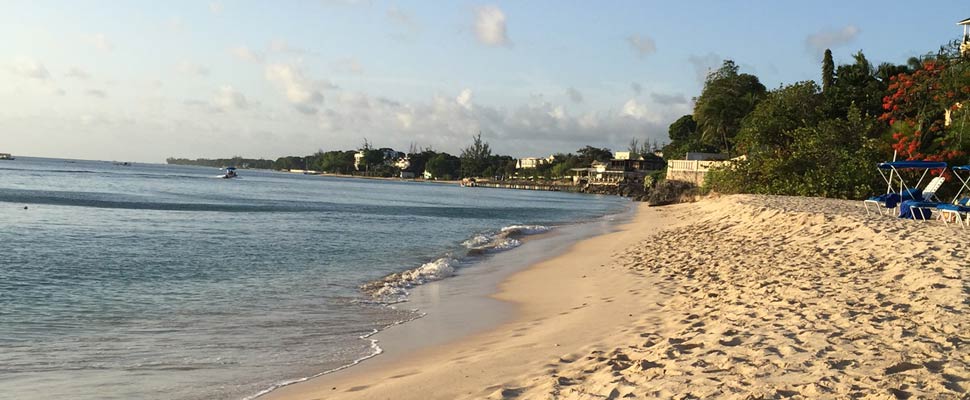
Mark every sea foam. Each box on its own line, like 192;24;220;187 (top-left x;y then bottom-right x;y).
362;224;551;302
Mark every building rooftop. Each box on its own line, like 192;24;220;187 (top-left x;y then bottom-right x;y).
959;17;970;25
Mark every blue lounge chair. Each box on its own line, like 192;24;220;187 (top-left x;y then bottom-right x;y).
864;160;947;216
901;176;946;221
938;165;970;228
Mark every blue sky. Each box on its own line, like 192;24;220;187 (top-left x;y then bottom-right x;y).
1;0;967;162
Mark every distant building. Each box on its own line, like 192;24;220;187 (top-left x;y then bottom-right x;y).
960;17;970;56
400;171;415;179
353;151;366;170
394;157;410;170
516;155;555;169
613;151;636;160
571;154;665;184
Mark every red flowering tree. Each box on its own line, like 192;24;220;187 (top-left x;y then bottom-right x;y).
880;47;970;163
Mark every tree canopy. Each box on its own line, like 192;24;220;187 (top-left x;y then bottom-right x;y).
693;60;767;155
459;132;493;178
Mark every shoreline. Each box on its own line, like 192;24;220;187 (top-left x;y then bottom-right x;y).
260;194;970;399
260;200;667;400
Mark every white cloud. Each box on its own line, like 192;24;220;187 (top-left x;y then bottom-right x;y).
212;85;251;110
85;89;107;98
456;88;473;109
231;46;264;63
566;87;583;103
209;2;223;14
333;57;364;74
627;34;656;58
269;39;307;55
474;5;510;47
548;105;565;120
806;25;860;53
89;33;113;52
621;98;648;119
177;61;210;76
309;90;684;157
265;63;329;114
396;112;413;129
66;67;91;80
9;57;51;80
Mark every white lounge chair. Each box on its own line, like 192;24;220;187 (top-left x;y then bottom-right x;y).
906;176;946;221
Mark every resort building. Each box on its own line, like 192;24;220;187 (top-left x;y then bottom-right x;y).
571;154;666;184
516;156;555;169
0;153;13;160
613;151;636;160
960;17;970;56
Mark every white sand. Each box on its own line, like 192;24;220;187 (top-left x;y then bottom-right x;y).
262;195;969;399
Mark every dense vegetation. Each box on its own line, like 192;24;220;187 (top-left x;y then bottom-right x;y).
168;136;635;181
166;157;275;169
667;40;970;199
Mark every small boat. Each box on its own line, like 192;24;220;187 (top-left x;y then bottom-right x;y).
0;153;14;160
221;167;239;179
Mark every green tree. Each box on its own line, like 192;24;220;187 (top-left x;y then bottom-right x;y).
576;146;612;164
735;81;826;155
627;138;641;158
459;132;492;178
825;51;885;118
318;150;355;173
426;153;460;180
693;60;767;155
663;114;717;160
822;49;835;93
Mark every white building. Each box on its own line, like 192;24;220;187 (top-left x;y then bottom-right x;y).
516;155;555;169
353;151;366;170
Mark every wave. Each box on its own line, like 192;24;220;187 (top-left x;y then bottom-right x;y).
361;224;552;302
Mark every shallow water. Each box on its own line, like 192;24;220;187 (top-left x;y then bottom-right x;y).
0;157;628;400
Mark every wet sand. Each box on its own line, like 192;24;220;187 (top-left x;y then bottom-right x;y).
261;195;970;399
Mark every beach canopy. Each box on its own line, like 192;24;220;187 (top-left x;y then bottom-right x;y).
952;165;970;171
877;161;947;170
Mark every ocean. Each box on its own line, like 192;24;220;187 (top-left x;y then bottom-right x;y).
0;157;629;400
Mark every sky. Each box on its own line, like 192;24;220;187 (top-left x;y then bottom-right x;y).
1;0;968;163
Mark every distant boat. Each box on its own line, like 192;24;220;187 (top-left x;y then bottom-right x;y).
221;167;239;179
113;161;131;166
0;153;14;160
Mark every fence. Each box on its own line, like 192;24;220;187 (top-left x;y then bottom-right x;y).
666;159;729;186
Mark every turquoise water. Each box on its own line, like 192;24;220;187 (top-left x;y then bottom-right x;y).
0;157;628;400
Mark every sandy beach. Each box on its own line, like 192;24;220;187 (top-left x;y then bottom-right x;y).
263;194;969;400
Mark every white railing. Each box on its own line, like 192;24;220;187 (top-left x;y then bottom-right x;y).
667;160;727;172
667;159;734;186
